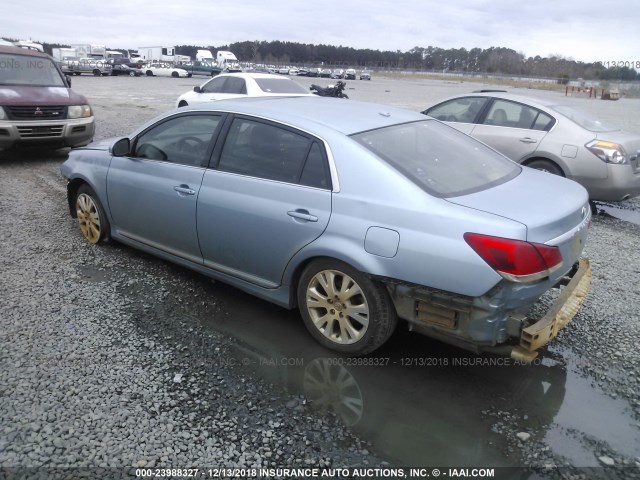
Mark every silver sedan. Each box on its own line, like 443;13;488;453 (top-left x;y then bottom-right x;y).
423;92;640;202
60;97;592;360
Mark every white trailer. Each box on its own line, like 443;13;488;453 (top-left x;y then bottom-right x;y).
69;44;106;59
137;46;177;63
52;47;78;62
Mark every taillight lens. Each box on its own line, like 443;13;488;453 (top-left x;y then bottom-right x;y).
464;233;563;282
585;140;628;164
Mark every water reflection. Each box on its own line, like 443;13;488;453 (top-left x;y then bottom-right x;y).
203;284;571;468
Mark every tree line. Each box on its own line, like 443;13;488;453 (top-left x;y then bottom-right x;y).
8;37;637;81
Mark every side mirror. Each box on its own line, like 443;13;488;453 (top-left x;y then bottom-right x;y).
193;86;201;93
111;137;131;157
65;75;72;87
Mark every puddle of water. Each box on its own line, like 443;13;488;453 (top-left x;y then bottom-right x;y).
542;351;640;465
597;204;640;226
193;283;640;468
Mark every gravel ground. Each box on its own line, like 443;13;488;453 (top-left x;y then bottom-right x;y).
1;76;640;479
0;159;378;476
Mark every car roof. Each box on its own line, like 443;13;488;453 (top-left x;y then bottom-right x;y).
0;45;48;58
219;72;294;81
183;96;425;136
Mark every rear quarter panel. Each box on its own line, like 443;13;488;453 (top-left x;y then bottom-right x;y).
284;138;526;298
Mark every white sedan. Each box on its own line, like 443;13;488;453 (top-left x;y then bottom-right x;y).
143;63;190;78
176;73;312;107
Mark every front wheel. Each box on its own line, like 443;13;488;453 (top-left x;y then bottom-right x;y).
92;69;101;77
75;184;110;244
297;259;397;356
146;70;153;76
129;71;136;77
171;71;179;78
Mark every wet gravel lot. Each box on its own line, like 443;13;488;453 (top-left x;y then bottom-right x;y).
1;75;640;479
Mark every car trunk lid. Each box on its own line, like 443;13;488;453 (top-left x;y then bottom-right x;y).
446;168;590;270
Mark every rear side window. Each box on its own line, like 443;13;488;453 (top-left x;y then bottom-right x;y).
218;118;310;183
254;78;308;94
352;120;520;198
482;99;552;130
300;142;331;189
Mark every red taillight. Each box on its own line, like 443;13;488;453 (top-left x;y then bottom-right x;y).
464;233;563;282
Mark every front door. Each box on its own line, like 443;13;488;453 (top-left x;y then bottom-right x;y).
106;113;223;263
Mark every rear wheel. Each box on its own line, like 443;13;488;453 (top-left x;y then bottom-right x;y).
146;70;153;76
526;159;564;176
75;185;110;244
171;71;179;78
129;71;136;77
92;69;101;77
297;259;397;356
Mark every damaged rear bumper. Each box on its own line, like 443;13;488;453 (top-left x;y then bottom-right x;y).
510;258;591;362
385;258;592;363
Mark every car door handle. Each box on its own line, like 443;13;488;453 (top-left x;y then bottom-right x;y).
287;209;318;222
173;185;196;195
519;137;538;144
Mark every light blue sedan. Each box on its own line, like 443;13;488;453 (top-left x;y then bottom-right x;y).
61;97;592;360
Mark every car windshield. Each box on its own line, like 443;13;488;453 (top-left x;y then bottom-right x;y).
352;120;521;197
254;78;308;94
549;105;619;132
0;53;65;87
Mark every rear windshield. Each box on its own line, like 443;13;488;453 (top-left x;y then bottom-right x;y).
352;120;521;198
0;53;65;87
254;78;308;94
549;105;618;132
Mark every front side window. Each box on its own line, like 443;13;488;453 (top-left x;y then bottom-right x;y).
134;114;221;167
218;118;313;183
221;77;247;94
352;120;520;198
426;97;487;124
201;76;227;94
0;54;64;87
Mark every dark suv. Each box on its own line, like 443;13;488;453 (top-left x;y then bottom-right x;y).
0;45;95;151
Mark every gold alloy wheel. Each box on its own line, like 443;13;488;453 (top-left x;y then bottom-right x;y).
306;270;370;344
76;193;102;244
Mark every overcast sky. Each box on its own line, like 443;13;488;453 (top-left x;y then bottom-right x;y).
3;0;638;64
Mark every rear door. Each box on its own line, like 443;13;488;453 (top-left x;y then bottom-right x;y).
106;113;224;264
470;99;553;162
197;116;332;288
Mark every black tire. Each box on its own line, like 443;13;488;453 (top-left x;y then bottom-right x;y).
171;71;179;78
297;258;397;356
75;184;110;244
93;69;101;77
178;101;188;107
526;159;564;176
129;71;136;77
74;72;81;76
146;70;153;76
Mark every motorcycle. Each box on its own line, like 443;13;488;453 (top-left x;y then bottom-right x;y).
309;80;349;99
